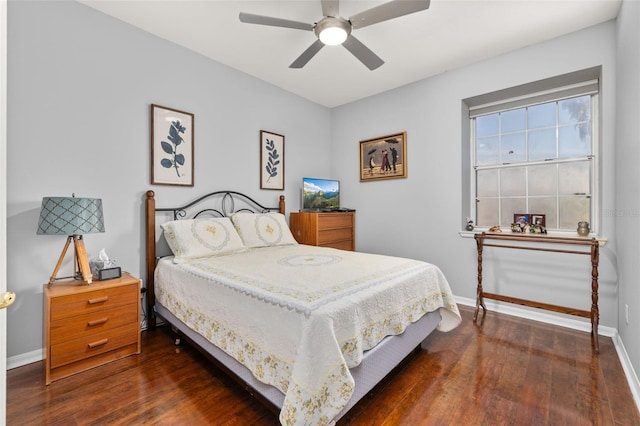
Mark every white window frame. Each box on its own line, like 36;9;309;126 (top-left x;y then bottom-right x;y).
464;68;601;235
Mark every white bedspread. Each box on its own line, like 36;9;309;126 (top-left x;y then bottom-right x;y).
155;244;461;425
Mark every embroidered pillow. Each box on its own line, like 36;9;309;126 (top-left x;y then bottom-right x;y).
161;217;246;262
231;212;298;248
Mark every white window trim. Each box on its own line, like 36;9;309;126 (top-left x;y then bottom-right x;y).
464;68;601;235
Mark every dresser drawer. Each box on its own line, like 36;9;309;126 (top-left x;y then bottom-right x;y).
50;322;140;369
320;240;354;251
50;283;138;321
317;214;353;230
50;305;138;345
318;228;353;244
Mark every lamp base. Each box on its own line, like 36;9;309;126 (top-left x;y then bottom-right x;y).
48;235;93;286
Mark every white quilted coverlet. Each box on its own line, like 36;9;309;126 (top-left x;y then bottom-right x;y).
155;244;461;425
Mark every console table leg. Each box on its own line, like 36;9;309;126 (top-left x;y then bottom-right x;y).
591;242;600;352
474;235;485;321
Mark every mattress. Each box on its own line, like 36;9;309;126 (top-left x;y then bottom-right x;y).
155;244;461;425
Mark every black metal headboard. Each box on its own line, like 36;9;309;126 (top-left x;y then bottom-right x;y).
144;190;285;330
157;190;285;220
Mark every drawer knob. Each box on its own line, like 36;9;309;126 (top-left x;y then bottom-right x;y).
87;296;109;305
87;338;109;349
87;318;108;327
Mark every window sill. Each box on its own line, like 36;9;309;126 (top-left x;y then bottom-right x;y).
459;229;608;246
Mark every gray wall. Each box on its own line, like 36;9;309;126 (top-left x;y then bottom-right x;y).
331;24;618;325
615;0;640;385
6;1;330;359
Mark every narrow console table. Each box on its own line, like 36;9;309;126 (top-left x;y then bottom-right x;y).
473;232;600;351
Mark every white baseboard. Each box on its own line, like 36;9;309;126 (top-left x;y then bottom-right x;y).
611;331;640;413
7;348;44;370
455;296;640;413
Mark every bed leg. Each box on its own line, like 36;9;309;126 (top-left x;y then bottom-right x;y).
170;326;182;346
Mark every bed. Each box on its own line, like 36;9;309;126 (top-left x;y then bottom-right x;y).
144;190;461;425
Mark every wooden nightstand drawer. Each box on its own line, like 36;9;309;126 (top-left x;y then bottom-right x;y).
50;283;138;321
50;322;140;369
50;306;138;345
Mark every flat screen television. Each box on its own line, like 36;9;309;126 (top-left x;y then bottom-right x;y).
302;177;340;211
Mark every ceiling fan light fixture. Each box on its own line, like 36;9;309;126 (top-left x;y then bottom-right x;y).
315;17;351;45
319;27;347;45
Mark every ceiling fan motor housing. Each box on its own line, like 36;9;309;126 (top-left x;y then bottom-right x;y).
314;16;351;45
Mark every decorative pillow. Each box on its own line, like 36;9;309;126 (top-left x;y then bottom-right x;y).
161;217;246;262
231;212;298;248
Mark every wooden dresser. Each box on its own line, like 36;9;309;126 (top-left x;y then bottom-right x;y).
289;211;355;251
44;272;141;384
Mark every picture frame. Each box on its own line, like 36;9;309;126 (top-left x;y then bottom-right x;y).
531;214;546;227
260;130;285;190
359;131;407;181
151;104;194;186
513;214;530;226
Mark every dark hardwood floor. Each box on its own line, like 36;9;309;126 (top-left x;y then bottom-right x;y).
8;306;640;425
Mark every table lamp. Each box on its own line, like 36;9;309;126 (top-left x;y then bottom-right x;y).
37;195;105;286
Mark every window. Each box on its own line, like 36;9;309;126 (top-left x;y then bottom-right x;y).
466;69;600;232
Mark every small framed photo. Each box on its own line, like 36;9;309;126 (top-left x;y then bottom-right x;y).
360;132;407;181
151;104;194;186
531;214;546;227
260;130;284;190
513;214;530;226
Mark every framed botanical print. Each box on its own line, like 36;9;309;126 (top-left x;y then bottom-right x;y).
151;104;194;186
260;130;284;190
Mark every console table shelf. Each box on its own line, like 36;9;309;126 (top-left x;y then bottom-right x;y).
473;232;600;351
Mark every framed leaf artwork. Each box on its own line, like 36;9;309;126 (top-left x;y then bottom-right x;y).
151;104;194;186
260;130;284;190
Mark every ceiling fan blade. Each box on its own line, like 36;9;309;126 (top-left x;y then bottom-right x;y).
290;40;325;68
350;0;430;29
321;0;340;17
342;35;384;70
239;12;313;31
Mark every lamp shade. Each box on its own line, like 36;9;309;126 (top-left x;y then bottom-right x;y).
37;197;105;235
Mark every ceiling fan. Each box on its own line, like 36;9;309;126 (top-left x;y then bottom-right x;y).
239;0;431;71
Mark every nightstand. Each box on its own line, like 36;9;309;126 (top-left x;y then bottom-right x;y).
43;272;141;384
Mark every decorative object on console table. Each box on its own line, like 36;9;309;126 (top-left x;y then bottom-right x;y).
37;195;105;286
151;104;194;187
531;214;546;227
359;131;407;181
577;221;590;236
43;272;141;384
289;211;355;251
260;130;285;190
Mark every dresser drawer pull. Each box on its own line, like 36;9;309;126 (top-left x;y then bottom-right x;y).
87;338;109;349
87;296;109;305
87;318;108;327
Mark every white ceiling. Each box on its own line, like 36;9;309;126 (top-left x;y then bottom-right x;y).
79;0;621;108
